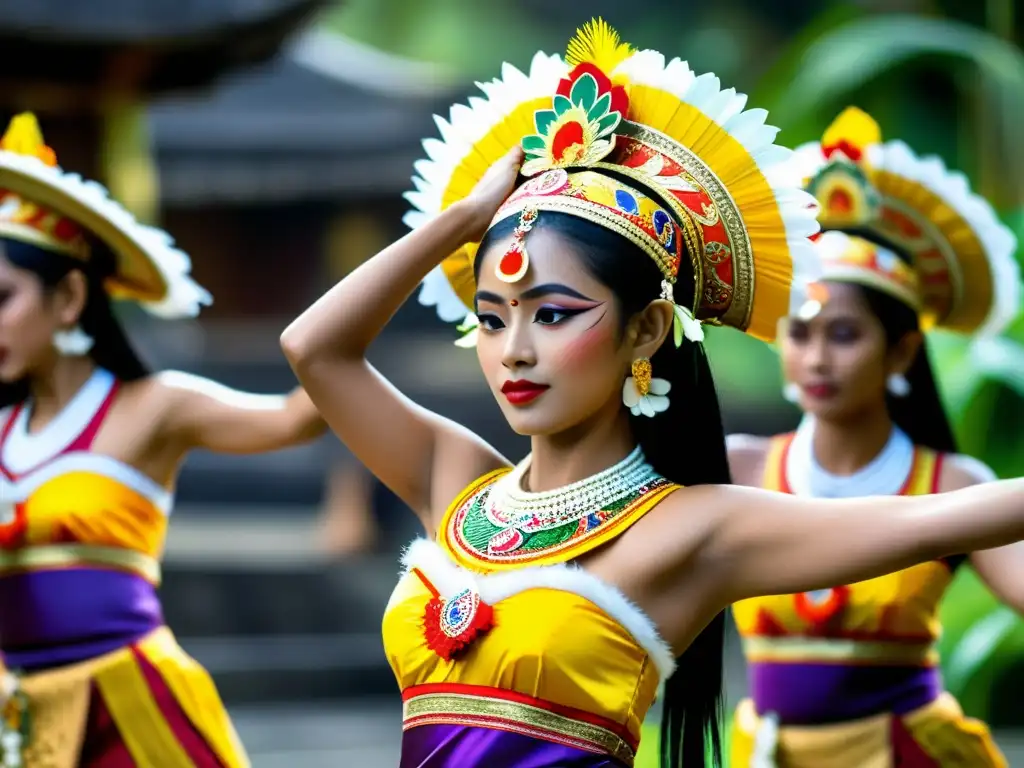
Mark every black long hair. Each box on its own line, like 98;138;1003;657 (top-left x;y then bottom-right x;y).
478;211;729;768
0;237;148;408
832;236;958;455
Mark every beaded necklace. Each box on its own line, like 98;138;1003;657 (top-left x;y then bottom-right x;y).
444;447;674;567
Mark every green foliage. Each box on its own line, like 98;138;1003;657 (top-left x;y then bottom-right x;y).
939;567;1024;722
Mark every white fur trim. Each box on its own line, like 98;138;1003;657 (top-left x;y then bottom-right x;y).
400;538;677;682
0;149;211;318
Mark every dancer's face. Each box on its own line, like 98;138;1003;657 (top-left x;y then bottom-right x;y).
780;281;915;421
474;226;663;437
0;255;55;382
0;250;83;383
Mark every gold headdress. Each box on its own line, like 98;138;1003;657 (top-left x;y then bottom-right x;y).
792;107;1020;336
405;19;820;342
0;113;209;317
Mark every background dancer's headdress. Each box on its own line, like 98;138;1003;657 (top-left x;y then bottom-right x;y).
404;19;820;343
0;113;209;317
791;107;1020;337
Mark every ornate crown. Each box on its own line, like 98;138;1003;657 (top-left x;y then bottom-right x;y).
405;19;820;342
0;113;210;318
792;107;1020;336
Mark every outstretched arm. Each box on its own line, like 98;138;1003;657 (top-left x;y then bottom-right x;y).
157;372;326;454
691;479;1024;604
280;149;523;529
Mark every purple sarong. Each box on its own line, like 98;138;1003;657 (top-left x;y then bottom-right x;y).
400;723;631;767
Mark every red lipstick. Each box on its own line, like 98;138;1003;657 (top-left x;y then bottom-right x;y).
501;379;549;405
803;382;838;399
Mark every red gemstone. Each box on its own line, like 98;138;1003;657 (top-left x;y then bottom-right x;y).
499;249;524;277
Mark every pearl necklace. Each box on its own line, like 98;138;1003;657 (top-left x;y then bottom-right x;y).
485;446;664;532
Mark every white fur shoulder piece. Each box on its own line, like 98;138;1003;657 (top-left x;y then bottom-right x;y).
401;538;677;682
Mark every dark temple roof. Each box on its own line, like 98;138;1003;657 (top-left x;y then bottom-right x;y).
0;0;327;94
149;31;463;204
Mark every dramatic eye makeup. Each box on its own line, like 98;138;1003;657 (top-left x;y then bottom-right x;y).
475;283;604;330
534;305;594;325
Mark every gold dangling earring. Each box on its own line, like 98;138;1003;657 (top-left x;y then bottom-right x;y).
622;358;672;418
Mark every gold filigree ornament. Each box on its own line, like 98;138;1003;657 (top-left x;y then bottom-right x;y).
1;670;30;768
405;18;821;346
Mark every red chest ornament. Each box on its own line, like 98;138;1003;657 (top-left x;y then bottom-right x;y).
793;586;850;627
414;568;494;661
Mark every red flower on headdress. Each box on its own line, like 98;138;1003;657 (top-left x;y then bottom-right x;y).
822;140;863;163
556;63;630;120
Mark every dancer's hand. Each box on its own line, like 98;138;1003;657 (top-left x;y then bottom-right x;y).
460;146;525;241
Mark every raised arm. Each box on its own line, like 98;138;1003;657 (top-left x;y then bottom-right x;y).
279;148;524;528
690;479;1024;604
156;372;326;454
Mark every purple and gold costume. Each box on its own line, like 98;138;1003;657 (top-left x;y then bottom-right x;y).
730;434;1006;767
0;369;247;767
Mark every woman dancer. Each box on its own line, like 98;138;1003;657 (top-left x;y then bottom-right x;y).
0;114;324;767
728;108;1023;767
283;21;1024;768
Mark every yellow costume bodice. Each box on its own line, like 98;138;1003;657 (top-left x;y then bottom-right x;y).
0;369;171;668
382;467;680;765
732;433;954;665
0;369;169;576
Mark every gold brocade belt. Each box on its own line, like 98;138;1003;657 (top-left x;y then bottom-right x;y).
0;627;172;768
742;636;938;666
402;683;639;766
0;544;161;584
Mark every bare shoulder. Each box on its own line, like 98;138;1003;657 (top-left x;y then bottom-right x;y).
117;371;220;432
150;370;219;401
725;433;772;487
623;483;735;563
938;452;998;492
115;371;194;415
